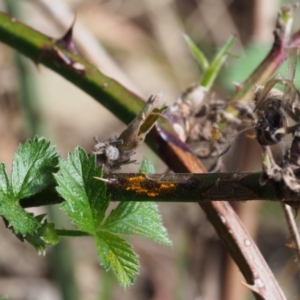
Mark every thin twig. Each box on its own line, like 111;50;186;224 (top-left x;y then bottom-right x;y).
281;203;300;266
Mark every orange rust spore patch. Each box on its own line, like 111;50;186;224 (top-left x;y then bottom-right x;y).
160;183;175;190
124;175;176;197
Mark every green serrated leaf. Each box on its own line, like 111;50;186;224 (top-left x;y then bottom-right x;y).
11;137;59;199
0;200;40;235
0;137;58;236
201;35;235;89
56;147;139;287
96;230;139;288
103;202;172;245
183;33;209;71
55;147;109;234
25;216;59;254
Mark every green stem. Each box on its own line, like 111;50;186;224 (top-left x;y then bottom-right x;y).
20;171;298;208
0;11;144;125
55;229;91;237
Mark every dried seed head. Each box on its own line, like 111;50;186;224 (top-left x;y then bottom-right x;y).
105;145;120;161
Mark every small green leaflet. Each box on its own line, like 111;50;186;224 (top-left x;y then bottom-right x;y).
55;149;171;288
183;33;209;71
139;157;155;174
25;215;59;255
0;137;59;236
201;35;235;89
12;137;59;199
184;34;235;90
